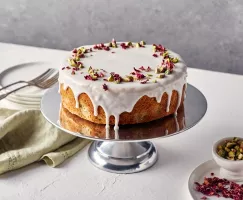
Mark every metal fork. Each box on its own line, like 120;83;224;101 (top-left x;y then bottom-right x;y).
0;69;58;100
0;68;53;92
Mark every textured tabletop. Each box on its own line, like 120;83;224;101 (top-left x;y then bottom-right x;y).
0;43;243;200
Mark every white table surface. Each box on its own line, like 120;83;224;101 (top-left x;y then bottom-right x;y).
0;42;243;200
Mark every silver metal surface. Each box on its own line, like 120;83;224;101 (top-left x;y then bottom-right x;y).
41;83;207;173
88;141;157;173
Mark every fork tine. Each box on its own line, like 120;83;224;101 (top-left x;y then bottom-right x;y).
38;73;59;88
34;69;56;84
30;68;51;82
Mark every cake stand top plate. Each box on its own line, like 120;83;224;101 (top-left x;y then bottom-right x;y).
41;84;207;142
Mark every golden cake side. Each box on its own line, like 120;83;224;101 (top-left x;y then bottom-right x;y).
60;84;186;125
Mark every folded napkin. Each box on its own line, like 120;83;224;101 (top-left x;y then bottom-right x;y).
0;107;90;175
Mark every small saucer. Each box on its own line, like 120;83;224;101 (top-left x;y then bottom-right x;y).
188;159;243;200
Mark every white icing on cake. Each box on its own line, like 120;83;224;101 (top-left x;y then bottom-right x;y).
59;42;187;130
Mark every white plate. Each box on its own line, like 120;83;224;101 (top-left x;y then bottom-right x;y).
0;62;58;98
188;159;243;200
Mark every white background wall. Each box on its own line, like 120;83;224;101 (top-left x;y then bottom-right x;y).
0;0;242;74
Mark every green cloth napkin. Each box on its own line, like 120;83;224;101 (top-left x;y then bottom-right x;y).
0;108;90;175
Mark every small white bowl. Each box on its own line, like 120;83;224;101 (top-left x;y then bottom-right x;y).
212;137;243;181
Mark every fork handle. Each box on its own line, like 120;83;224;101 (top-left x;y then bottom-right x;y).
0;84;29;101
0;80;26;92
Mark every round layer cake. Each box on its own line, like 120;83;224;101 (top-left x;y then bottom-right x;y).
59;40;187;129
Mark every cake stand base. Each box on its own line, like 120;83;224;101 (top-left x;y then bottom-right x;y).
88;141;158;174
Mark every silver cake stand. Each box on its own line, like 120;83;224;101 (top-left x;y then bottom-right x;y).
41;84;207;174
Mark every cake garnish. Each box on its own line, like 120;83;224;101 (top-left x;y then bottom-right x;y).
157;73;165;79
146;66;152;72
71;71;75;75
103;84;108;91
111;38;117;48
84;75;97;81
108;74;114;82
127;41;133;47
135;43;141;48
171;57;179;63
133;67;141;73
135;73;145;80
140;79;149;84
140;41;146;46
66;40;181;82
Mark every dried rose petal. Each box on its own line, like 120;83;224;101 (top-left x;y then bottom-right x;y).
103;84;108;91
146;66;151;72
153;53;158;57
99;72;105;77
62;67;65;70
195;176;243;199
139;66;145;71
101;69;107;73
133;67;141;73
136;73;145;80
72;49;77;53
71;71;75;75
66;66;71;69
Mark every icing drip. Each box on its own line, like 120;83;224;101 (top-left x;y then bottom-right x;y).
166;91;172;112
59;44;187;130
174;114;180;132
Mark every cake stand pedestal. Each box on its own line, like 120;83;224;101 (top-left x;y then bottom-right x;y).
89;141;157;173
41;84;207;174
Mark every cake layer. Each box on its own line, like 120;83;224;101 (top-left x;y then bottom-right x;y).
60;105;186;140
59;41;187;128
60;83;186;125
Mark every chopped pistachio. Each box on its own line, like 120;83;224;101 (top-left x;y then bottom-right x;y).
155;67;161;74
171;57;179;63
140;41;146;46
228;151;235;158
112;42;117;48
74;56;80;61
108;75;114;82
135;43;141;48
217;137;243;160
162;51;169;57
157;73;165;78
165;69;171;75
218;149;226;158
226;142;236;148
68;58;77;67
127;41;133;46
77;62;84;68
88;66;93;73
108;42;112;47
152;79;157;83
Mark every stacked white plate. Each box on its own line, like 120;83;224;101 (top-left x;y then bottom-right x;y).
0;62;58;110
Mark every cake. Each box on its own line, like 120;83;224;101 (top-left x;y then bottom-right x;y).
59;39;187;131
60;105;185;140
